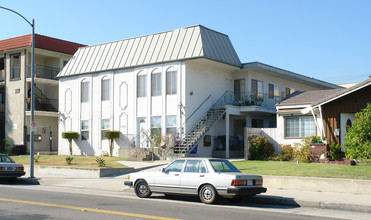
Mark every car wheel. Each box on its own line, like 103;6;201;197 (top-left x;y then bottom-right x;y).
199;184;217;204
134;180;152;198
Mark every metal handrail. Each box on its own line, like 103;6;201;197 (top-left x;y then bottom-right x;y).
214;91;282;108
26;64;60;80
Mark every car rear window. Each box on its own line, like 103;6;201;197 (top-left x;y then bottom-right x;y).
0;155;15;163
210;160;240;173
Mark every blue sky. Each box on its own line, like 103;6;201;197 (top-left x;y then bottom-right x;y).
1;0;370;84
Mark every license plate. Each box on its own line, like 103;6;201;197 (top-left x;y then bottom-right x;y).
5;167;15;171
247;180;253;185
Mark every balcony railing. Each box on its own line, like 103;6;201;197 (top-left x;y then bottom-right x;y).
27;65;61;80
214;91;282;109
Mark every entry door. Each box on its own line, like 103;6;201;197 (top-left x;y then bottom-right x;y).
340;113;356;147
137;118;147;148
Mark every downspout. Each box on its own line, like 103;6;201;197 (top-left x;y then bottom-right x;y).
309;107;322;138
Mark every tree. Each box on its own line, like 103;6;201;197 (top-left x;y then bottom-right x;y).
345;103;371;159
103;130;120;156
61;132;78;155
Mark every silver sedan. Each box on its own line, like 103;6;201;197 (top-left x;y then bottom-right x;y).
0;154;26;179
124;158;266;204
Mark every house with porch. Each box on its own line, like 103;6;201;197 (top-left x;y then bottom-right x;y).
273;78;371;148
0;34;85;153
57;25;340;159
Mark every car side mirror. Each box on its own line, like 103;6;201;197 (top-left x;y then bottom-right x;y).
161;168;165;173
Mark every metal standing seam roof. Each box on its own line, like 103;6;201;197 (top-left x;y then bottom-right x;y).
58;25;242;78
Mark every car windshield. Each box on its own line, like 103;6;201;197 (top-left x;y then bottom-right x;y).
0;155;15;163
209;159;241;173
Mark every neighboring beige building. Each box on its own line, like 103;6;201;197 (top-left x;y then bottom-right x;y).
0;34;84;153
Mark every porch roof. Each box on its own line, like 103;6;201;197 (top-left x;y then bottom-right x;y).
276;78;371;108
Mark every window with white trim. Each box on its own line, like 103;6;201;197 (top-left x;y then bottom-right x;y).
137;72;146;97
166;69;177;95
151;70;161;96
285;116;315;138
101;78;110;101
166;115;177;134
101;119;110;139
151;116;161;135
81;81;89;103
81;120;89;140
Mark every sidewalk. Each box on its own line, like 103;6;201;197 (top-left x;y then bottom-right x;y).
18;160;371;214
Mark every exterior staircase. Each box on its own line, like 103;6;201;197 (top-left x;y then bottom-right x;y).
173;107;226;154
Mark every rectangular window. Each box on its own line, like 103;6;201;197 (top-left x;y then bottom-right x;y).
166;70;177;95
284;87;295;98
166;115;177;134
151;116;161;135
137;74;146;97
81;120;89;140
285;116;315;138
252;119;264;128
81;81;89;102
101;119;110;139
269;84;280;99
101;78;110;101
251;79;264;99
10;54;20;80
151;72;161;96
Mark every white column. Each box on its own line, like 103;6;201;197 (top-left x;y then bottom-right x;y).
225;110;230;159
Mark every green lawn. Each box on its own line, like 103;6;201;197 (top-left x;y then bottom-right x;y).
232;160;371;180
11;155;127;168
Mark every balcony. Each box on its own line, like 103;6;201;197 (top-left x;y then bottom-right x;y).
26;97;58;112
214;91;282;109
27;65;61;80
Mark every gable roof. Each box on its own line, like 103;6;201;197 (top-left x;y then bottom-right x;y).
277;78;371;108
0;34;85;55
58;25;241;78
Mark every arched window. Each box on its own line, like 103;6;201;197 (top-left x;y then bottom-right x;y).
346;119;352;132
166;67;177;95
151;69;161;96
81;79;89;103
101;77;110;101
137;71;146;97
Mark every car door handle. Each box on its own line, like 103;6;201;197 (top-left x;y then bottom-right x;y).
200;175;205;177
175;174;179;176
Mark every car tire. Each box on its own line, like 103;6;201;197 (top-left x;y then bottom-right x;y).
134;180;152;198
199;184;217;204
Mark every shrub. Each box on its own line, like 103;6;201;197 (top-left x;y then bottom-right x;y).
248;136;275;160
281;145;294;161
345;103;371;159
103;130;120;156
65;156;74;165
61;132;78;155
293;142;310;162
328;142;341;160
96;157;106;167
1;139;14;155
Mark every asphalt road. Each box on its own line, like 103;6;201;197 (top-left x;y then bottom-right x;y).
0;183;345;220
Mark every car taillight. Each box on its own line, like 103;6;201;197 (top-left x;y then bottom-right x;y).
255;179;263;186
17;167;24;171
0;167;3;171
231;180;245;186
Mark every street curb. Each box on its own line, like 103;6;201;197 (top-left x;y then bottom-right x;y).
248;195;371;213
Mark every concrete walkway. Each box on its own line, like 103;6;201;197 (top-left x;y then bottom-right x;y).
17;160;371;215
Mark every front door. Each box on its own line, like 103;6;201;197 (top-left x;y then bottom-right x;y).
340;113;356;147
